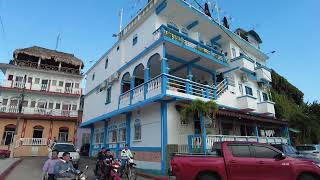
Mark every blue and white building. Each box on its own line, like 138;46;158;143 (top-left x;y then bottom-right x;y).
81;0;290;175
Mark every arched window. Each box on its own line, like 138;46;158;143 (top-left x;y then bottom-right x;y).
2;124;15;145
33;125;44;138
134;119;141;141
118;123;126;143
58;127;69;142
121;72;131;94
108;125;117;143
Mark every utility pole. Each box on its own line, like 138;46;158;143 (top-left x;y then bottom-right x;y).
9;75;26;158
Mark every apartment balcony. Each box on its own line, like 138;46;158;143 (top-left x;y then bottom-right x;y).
118;74;228;109
257;101;275;115
153;25;228;69
0;105;78;117
255;66;272;83
0;80;82;96
230;55;255;72
237;95;258;110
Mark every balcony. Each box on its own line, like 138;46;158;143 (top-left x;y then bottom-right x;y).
0;80;82;96
237;95;258;110
15;138;47;148
0;105;78;117
118;74;228;109
257;101;275;115
153;25;227;67
230;55;255;72
255;66;272;82
187;135;289;152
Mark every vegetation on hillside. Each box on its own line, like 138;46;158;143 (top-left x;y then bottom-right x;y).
271;70;320;144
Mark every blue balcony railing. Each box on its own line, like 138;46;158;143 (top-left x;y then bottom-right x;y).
118;74;228;109
153;25;227;64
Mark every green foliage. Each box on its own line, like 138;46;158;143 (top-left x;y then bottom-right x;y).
271;70;320;144
178;99;218;124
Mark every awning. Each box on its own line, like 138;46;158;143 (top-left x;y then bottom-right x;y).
289;128;301;133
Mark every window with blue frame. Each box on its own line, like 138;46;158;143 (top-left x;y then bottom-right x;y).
262;92;269;101
118;123;126;142
181;28;188;36
132;34;138;46
245;86;253;96
106;87;111;104
92;73;95;81
134;119;141;141
167;22;179;32
94;128;104;144
105;58;109;69
108;125;117;143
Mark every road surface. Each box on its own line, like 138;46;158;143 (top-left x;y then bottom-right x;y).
6;156;151;180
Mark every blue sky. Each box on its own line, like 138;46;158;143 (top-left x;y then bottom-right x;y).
0;0;319;102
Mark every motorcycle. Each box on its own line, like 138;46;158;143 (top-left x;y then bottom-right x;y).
56;163;89;180
95;158;122;180
120;154;137;180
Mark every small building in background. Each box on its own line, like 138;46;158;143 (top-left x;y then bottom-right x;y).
0;46;84;157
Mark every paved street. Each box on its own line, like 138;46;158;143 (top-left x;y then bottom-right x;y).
6;156;152;180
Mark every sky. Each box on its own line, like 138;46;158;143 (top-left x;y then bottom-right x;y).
0;0;319;102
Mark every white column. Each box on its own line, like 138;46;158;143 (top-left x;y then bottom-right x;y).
37;58;41;69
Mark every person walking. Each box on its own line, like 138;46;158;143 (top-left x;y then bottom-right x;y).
42;150;60;180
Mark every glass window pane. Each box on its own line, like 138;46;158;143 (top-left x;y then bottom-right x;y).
52;80;57;86
35;78;40;84
245;86;253;96
254;146;279;158
59;81;64;87
228;145;251;157
55;103;61;109
30;101;36;108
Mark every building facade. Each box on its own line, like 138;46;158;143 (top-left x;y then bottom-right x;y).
81;0;289;175
0;46;83;157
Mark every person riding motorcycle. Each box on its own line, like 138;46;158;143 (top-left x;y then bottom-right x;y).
120;144;133;177
54;152;76;179
95;148;114;180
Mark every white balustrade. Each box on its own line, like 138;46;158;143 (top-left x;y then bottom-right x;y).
0;106;78;117
119;91;131;108
132;85;144;104
146;76;161;98
16;138;47;147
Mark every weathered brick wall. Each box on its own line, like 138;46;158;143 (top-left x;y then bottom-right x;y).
133;151;161;162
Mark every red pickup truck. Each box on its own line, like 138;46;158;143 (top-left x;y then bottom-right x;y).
169;142;320;180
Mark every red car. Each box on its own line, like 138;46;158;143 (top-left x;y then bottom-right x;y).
169;142;320;180
0;149;10;158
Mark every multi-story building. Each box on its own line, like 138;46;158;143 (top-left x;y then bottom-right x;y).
81;0;289;175
0;46;83;157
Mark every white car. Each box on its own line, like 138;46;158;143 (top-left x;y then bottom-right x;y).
49;143;80;168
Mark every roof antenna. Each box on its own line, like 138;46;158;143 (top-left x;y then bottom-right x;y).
55;32;61;50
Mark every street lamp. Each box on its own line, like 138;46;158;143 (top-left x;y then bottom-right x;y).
9;75;26;158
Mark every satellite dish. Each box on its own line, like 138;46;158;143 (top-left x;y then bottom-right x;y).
223;16;230;29
204;3;211;17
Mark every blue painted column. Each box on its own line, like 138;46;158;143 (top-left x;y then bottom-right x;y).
255;125;259;142
200;112;206;153
130;76;135;105
144;68;150;100
186;65;193;94
103;120;108;148
89;126;94;157
161;58;168;94
160;101;168;175
126;113;132;147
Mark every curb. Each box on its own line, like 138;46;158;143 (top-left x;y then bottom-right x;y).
137;172;168;180
0;159;22;180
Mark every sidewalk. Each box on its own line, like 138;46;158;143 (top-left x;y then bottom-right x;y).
0;158;22;180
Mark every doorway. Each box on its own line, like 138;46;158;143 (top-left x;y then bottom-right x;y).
32;126;44;138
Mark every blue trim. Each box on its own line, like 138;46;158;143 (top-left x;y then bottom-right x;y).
200;112;206;153
285;126;291;145
210;35;222;42
144;68;150;100
81;94;165;127
126;113;131;146
166;54;213;74
104;121;108;148
156;0;167;15
221;67;240;75
89;126;94;157
169;57;200;74
186;20;199;30
255;65;272;72
130;76;135;105
255;125;259;142
160;101;168;175
130;147;162;152
240;67;257;81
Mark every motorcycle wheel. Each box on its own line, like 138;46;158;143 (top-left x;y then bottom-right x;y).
126;166;137;180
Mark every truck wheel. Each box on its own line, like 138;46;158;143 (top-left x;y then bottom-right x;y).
197;173;218;180
298;174;317;180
